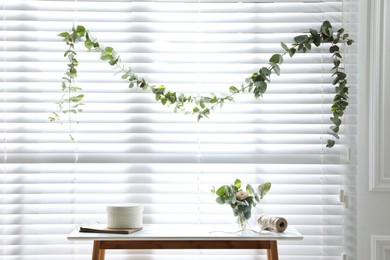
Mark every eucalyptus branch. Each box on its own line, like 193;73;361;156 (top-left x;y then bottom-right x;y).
49;25;86;140
52;21;353;148
278;21;354;147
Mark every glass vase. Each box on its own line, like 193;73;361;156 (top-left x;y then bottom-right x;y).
235;212;248;230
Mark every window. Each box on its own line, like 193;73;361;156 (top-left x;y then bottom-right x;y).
1;0;357;259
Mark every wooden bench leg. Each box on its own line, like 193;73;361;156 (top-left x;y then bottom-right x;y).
266;241;279;260
92;241;105;260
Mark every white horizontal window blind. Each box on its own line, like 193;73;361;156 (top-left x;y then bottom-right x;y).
1;0;357;259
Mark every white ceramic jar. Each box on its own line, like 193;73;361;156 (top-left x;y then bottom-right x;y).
106;203;143;229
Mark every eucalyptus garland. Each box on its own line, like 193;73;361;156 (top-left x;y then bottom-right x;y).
51;21;353;148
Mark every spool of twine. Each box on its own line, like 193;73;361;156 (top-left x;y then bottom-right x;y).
257;215;288;232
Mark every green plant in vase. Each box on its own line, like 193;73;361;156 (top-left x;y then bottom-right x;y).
211;179;271;230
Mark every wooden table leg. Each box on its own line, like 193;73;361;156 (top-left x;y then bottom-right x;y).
92;241;105;260
266;241;279;260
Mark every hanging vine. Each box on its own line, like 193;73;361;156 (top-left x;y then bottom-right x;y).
50;21;353;148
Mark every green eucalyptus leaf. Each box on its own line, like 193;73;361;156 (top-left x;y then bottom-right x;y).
336;84;347;93
69;94;84;102
330;125;340;133
310;28;318;36
329;45;340;53
166;92;177;103
58;32;70;38
76;25;86;36
294;34;309;43
70;86;82;91
321;20;332;36
63;50;75;57
332;76;340;85
274;64;281;76
337;70;348;79
260;67;271;77
234;179;242;189
202;108;210;117
70;67;77;75
254;81;267;94
269;54;283;64
154;85;165;95
288;48;296;57
216;197;225;205
178;94;187;103
140;81;148;90
246;184;255;195
312;33;322;47
104;46;114;54
330;117;341;126
109;57;119;66
258;182;271;199
229;86;239;94
281;42;289;52
331;104;342;113
339;93;349;100
231;194;237;204
100;54;111;61
84;40;93;49
210;95;217;103
326;139;336;148
71;32;78;43
246;196;254;205
260;182;271;193
334;52;342;58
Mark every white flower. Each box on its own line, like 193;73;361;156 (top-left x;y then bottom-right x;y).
236;190;248;201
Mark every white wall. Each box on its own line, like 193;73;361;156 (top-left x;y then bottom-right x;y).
358;0;390;259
